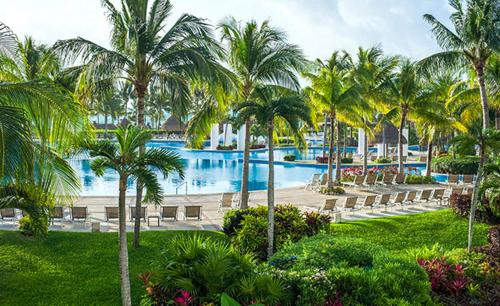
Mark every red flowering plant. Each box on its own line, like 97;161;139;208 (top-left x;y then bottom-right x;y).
174;290;194;306
417;258;469;297
341;166;399;181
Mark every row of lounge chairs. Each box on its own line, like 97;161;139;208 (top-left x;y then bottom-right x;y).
341;173;406;188
317;187;473;215
443;174;476;185
0;205;203;225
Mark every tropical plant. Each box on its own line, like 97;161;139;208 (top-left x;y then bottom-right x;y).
304;51;361;186
219;18;306;209
0;22;83;235
235;87;312;258
422;0;499;130
82;125;184;306
422;0;500;251
349;46;398;174
141;235;285;305
55;0;229;247
383;60;441;174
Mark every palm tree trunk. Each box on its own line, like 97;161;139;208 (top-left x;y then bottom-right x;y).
468;143;485;252
382;123;386;158
322;114;328;158
363;129;368;175
240;119;251;209
425;138;433;177
335;119;342;183
327;112;335;188
475;65;490;130
118;175;132;306
343;123;347;158
267;122;275;259
496;110;500;130
104;112;109;139
134;88;146;248
398;111;406;175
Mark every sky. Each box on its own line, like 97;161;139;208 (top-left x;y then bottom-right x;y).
0;0;453;61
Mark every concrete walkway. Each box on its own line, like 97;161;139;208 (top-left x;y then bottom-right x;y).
0;184;451;233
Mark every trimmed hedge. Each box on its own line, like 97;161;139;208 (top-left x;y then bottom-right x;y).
432;156;479;175
268;235;433;305
284;154;296;161
405;174;435;184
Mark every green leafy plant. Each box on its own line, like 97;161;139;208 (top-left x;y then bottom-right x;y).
432;156;479;175
18;215;47;237
374;157;392;164
319;186;345;195
283;154;296;161
143;235;284;305
341;157;353;164
405;174;435;184
268;235;432;305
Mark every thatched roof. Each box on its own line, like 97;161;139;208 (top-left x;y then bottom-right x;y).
161;116;186;132
368;123;407;146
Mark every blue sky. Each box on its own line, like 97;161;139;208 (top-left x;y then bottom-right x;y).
0;0;453;61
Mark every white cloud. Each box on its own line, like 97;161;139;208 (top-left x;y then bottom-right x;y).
0;0;452;60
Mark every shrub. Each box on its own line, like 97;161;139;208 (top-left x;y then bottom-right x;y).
450;194;472;217
316;156;329;164
250;144;266;149
341;157;353;164
432;156;479;175
18;215;48;237
374;157;392;163
303;212;331;236
141;235;285;305
417;258;469;297
225;205;330;260
405;174;435;184
319;186;345;195
217;144;234;150
284;154;296;161
268;235;433;305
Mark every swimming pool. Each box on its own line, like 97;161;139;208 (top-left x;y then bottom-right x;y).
72;141;431;196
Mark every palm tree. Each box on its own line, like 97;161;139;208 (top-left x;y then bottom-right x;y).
350;47;398;174
55;0;229;247
83;125;184;306
383;60;441;174
219;18;306;208
422;0;499;130
304;52;360;187
235;86;312;258
0;23;82;234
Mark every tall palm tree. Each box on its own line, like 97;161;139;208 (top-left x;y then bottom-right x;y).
55;0;229;247
422;0;499;130
383;60;441;174
219;18;306;208
304;52;360;186
235;86;312;258
83;125;184;306
350;47;398;174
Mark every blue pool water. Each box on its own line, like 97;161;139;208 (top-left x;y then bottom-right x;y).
73;141;430;196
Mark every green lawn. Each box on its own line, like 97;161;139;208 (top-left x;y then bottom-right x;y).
330;209;489;254
0;209;489;305
0;230;226;306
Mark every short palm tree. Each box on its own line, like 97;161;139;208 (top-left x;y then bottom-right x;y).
422;0;499;130
55;0;228;247
304;52;360;186
83;125;184;306
219;18;306;209
235;86;312;258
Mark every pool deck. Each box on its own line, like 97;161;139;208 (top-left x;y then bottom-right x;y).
0;184;452;233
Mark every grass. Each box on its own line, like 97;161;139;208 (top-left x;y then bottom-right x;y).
0;209;490;305
330;209;489;254
0;230;226;306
